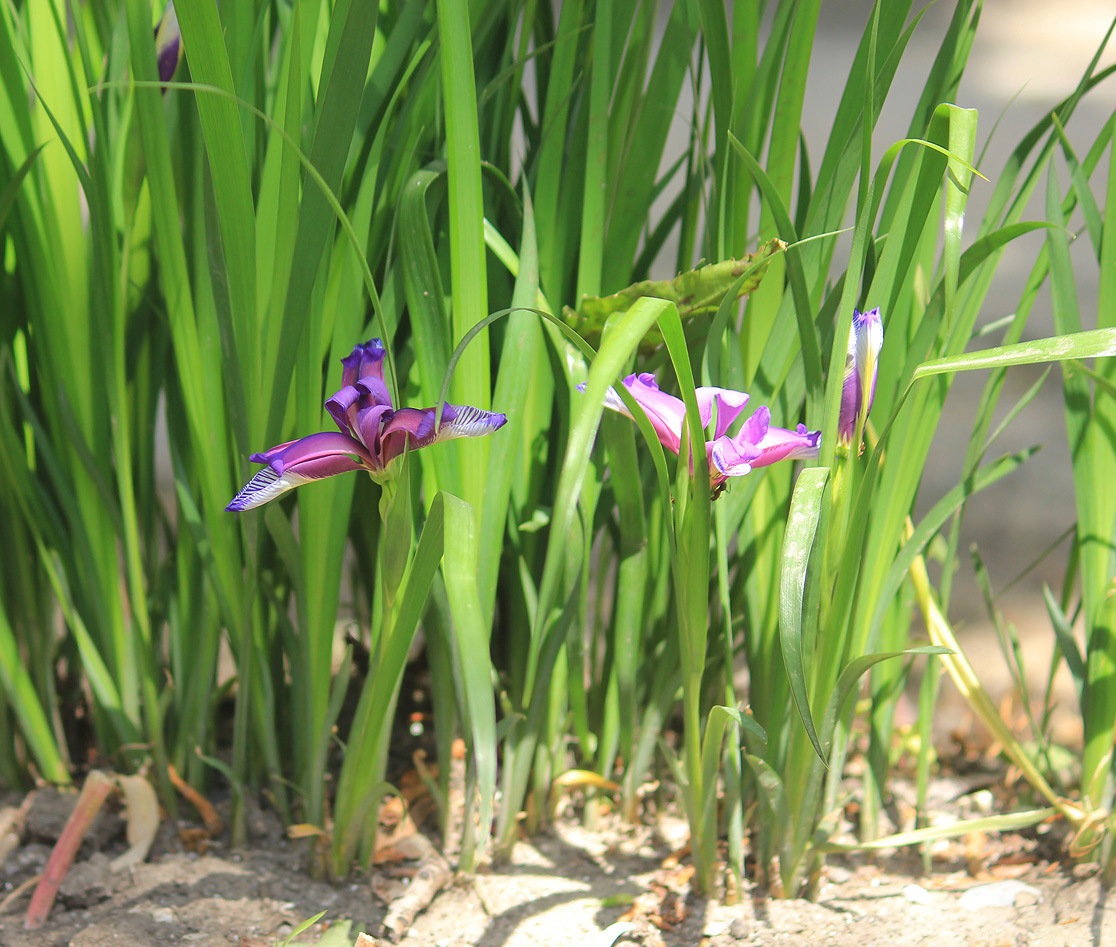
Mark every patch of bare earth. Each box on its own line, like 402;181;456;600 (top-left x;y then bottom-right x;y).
2;781;1115;947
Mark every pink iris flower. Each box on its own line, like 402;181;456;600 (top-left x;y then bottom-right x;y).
583;373;819;492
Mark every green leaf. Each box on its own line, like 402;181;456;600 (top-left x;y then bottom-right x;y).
912;328;1116;379
562;240;785;353
778;466;829;761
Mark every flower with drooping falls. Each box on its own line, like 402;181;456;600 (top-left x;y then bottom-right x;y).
580;373;820;494
838;307;883;447
226;339;507;511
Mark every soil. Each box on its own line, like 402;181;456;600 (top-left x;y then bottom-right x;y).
2;779;1113;947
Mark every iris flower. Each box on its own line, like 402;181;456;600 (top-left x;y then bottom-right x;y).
838;307;883;445
226;339;507;511
584;373;820;493
154;3;182;85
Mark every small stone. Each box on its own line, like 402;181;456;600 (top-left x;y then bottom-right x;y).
27;789;122;854
3;842;50;877
729;916;751;940
59;853;114;908
243;794;284;845
902;884;934;906
959;880;1041;910
826;866;852;884
151;906;176;923
26;789;77;841
969;790;994;814
703;920;729;936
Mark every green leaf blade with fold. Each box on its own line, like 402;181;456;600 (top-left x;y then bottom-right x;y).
563;240;786;353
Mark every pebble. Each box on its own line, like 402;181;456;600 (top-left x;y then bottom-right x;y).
826;866;852;884
729;917;750;940
969;790;995;814
959;880;1041;910
151;907;176;923
902;884;935;906
59;852;113;908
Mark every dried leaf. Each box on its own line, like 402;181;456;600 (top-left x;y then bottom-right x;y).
110;774;159;872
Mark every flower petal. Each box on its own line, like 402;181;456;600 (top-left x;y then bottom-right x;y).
340;339;387;389
154;3;182;85
575;381;630;418
379;404;508;465
354;403;394;461
696;387;750;439
355;374;393;408
708;437;760;479
226;432;372;511
620;373;687;453
753;422;821;467
838;307;883;442
708;406;769;479
855;307;883;417
325;384;362;435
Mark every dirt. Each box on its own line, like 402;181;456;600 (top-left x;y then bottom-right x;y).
2;783;1114;947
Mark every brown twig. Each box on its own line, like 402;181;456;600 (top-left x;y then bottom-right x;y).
0;874;41;915
25;771;115;929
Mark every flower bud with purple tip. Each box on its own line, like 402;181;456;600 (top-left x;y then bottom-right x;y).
837;307;883;447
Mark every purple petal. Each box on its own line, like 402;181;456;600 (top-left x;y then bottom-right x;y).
355;374;393;408
709;406;769;479
154;3;181;85
226;432;373;511
708;437;761;479
353;403;394;462
326;384;362;436
582;373;752;454
855;307;883;418
620;374;687;453
340;339;387;389
838;337;860;442
696;387;750;439
752;422;821;467
379;404;508;466
839;308;883;442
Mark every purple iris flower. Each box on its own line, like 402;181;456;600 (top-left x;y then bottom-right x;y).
226;339;507;511
838;307;883;444
584;373;820;491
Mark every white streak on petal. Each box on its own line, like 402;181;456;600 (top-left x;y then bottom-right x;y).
431;406;508;442
225;467;311;511
600;386;632;417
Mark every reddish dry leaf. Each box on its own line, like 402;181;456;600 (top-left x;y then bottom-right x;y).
168;764;224;837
